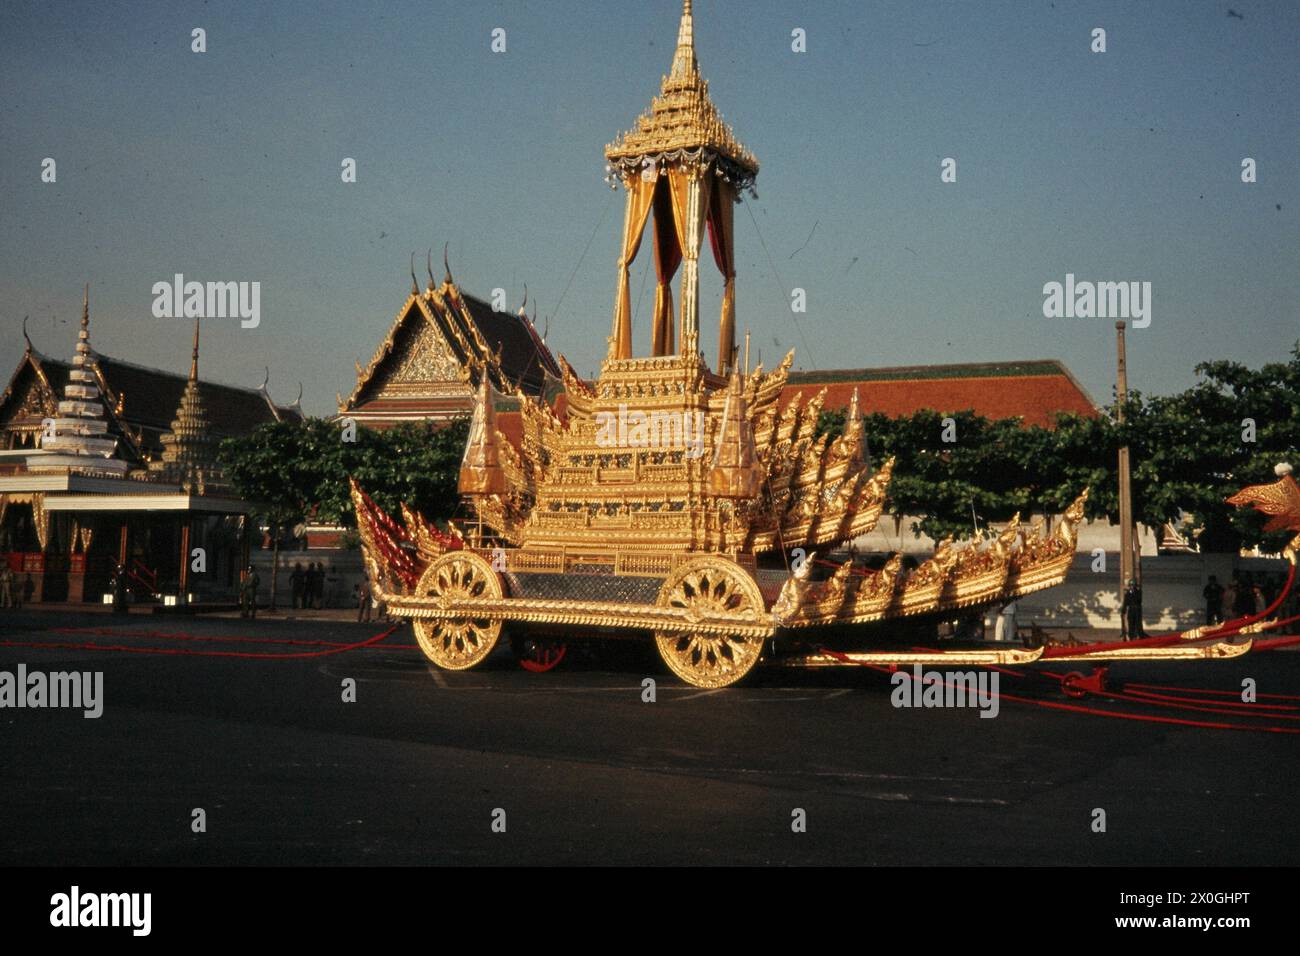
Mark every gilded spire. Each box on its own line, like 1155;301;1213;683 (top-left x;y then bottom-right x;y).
708;369;761;498
670;0;698;79
149;318;226;495
458;375;507;496
837;386;864;466
605;0;758;187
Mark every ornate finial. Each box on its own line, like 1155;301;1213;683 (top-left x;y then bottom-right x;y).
409;253;419;294
292;382;303;408
189;317;201;382
260;367;270;391
426;249;436;291
21;316;32;352
672;0;698;78
81;284;89;332
519;284;528;316
443;242;453;285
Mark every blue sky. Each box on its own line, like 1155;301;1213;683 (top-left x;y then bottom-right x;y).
2;0;1296;415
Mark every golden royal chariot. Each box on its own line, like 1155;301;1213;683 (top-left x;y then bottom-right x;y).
351;2;1300;689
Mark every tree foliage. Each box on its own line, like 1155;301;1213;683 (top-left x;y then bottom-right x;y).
219;417;469;532
815;343;1300;550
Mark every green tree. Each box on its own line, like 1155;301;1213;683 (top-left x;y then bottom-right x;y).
314;419;469;527
221;417;471;607
219;419;327;608
814;342;1300;552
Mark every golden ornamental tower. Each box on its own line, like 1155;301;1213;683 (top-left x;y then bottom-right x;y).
149;318;228;494
604;0;758;374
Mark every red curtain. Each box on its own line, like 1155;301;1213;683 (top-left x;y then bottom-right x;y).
651;177;682;356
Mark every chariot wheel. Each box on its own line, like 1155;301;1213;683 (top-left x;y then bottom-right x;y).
654;556;768;688
411;550;503;671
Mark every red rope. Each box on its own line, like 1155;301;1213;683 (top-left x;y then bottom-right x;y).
1;626;401;660
47;626;419;651
816;646;1300;734
1120;687;1299;712
1123;681;1300;702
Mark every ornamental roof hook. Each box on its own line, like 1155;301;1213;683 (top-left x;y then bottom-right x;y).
21;315;32;352
426;249;436;290
443;242;454;286
409;253;419;294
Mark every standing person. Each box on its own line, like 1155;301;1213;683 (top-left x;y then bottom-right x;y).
357;576;372;623
1120;579;1145;640
1232;571;1256;619
307;562;322;610
110;562;129;615
289;562;305;609
1254;576;1268;615
1202;575;1225;626
240;564;260;619
994;601;1018;642
0;558;14;609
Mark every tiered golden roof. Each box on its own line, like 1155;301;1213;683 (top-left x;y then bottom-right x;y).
605;0;758;186
148;319;227;494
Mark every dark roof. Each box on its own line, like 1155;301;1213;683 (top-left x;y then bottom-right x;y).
461;293;560;386
31;353;299;436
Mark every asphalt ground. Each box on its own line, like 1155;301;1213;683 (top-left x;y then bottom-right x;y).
1;609;1297;866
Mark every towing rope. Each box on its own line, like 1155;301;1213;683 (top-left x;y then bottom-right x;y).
47;625;417;651
815;647;1300;734
0;625;402;660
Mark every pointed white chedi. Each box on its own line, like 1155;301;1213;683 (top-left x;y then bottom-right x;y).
34;286;129;476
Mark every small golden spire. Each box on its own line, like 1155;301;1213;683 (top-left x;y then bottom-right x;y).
671;0;698;79
81;284;89;332
189;317;201;382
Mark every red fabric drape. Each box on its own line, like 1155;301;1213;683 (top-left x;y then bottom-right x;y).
651;177;682;356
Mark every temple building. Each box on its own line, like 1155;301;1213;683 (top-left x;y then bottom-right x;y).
0;289;300;604
337;254;559;428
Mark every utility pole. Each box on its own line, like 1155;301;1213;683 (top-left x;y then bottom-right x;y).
1115;321;1139;590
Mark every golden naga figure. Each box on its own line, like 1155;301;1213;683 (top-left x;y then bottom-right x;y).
350;3;1291;688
